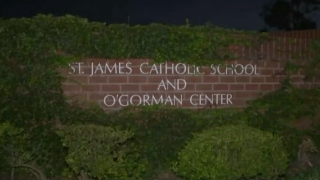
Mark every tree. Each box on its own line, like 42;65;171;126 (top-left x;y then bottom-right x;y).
260;0;320;31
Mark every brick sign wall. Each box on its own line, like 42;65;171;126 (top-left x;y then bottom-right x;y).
61;31;320;111
61;58;318;111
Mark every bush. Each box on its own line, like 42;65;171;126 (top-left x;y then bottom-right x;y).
173;125;289;180
57;124;144;180
107;105;243;179
243;85;320;161
0;122;49;180
288;168;320;180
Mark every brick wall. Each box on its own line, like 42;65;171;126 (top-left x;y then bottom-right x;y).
269;29;320;39
61;31;320;111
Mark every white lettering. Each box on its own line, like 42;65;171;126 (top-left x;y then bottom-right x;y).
86;62;258;75
93;63;104;75
177;79;187;90
254;65;259;75
157;79;187;90
165;63;175;74
189;94;233;106
220;94;227;104
150;64;159;74
196;66;205;74
103;95;116;106
175;63;187;74
190;94;198;105
157;80;167;90
90;62;132;76
140;62;149;74
68;63;76;75
210;64;217;75
126;62;132;74
119;95;128;106
227;94;233;104
130;95;142;105
103;94;183;106
217;64;225;75
234;64;244;75
225;64;234;75
103;94;233;107
105;63;117;74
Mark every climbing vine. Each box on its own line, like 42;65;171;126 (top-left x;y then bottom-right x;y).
0;14;262;65
0;14;320;179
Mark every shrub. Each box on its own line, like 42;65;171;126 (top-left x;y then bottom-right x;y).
172;125;289;180
288;168;320;180
57;124;143;180
61;99;111;126
0;122;48;180
106;105;244;179
244;85;320;161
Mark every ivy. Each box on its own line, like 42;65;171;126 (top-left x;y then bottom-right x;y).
0;14;320;179
0;14;267;66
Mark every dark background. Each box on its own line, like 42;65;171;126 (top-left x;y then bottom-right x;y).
1;0;320;31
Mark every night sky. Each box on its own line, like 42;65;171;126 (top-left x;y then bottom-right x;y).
1;0;320;31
